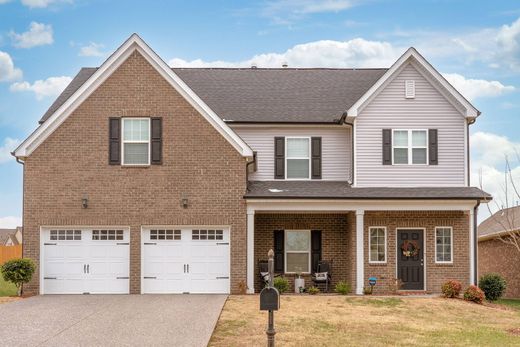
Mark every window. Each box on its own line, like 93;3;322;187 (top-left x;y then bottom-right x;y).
392;130;427;165
122;118;150;165
286;138;310;179
369;227;386;263
150;230;181;240
285;230;311;273
192;230;224;241
50;230;81;241
92;230;124;241
435;227;452;263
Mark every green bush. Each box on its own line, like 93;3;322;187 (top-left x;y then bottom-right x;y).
308;286;320;295
1;258;36;296
273;277;289;294
441;280;462;298
335;281;351;295
479;273;507;301
463;285;485;304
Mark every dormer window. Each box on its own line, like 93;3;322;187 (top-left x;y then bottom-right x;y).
286;137;311;179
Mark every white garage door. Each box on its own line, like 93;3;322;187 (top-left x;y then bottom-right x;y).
41;228;130;294
142;228;230;294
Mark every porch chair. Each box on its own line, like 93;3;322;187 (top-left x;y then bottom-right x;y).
311;260;332;292
258;260;280;286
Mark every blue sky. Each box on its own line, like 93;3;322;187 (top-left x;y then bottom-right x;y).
1;0;519;227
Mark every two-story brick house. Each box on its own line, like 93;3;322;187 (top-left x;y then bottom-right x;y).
13;34;490;296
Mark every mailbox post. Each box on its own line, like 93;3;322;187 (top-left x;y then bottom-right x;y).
260;249;279;347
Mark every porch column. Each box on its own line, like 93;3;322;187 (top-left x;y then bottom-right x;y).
469;208;475;285
355;209;365;295
247;209;255;293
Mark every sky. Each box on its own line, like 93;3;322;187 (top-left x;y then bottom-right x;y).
0;0;519;227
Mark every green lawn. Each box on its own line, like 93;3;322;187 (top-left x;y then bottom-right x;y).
0;275;17;296
497;299;520;311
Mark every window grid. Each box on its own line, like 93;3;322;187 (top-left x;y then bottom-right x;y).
369;227;386;263
121;118;150;165
435;227;452;263
285;137;311;180
150;229;181;241
284;230;311;273
192;230;224;241
92;230;124;241
392;129;428;165
50;230;81;241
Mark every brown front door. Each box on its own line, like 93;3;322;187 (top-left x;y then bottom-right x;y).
397;229;424;290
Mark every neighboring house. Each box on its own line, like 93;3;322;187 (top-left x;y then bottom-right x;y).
13;34;491;296
0;227;22;246
478;207;520;298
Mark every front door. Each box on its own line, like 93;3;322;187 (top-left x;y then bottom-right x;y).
397;229;424;290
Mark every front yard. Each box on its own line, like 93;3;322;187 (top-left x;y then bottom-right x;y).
0;275;17;297
210;295;520;347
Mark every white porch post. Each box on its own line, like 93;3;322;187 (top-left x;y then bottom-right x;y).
469;208;475;285
247;209;255;293
355;209;365;295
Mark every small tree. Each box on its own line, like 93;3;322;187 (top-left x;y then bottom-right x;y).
1;258;35;296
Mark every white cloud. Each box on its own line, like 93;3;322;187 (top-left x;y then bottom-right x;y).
0;51;22;82
0;0;12;4
443;73;516;101
9;22;53;49
264;0;355;15
21;0;71;8
0;137;20;164
0;216;21;229
10;76;72;100
78;42;105;57
170;38;403;68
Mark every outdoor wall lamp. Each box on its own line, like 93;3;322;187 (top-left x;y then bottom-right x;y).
181;198;188;209
82;195;88;209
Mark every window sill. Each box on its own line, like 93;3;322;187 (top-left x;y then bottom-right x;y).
368;262;387;266
120;164;151;168
434;262;454;266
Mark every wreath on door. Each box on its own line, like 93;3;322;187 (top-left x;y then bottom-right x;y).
401;240;420;257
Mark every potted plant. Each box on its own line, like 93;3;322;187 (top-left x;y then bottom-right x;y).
294;268;305;293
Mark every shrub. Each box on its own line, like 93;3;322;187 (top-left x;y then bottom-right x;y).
273;277;289;294
441;280;462;298
479;273;507;301
363;287;373;295
1;258;36;296
463;285;485;304
308;286;320;295
335;281;351;295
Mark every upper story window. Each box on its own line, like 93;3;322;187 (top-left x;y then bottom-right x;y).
286;137;311;179
392;130;427;165
122;118;150;165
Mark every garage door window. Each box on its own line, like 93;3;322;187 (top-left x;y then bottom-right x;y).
92;230;124;240
192;230;223;240
50;230;81;241
150;229;181;240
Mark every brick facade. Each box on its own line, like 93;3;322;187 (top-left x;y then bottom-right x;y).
479;238;520;298
22;51;247;295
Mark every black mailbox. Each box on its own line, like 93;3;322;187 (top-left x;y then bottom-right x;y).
260;287;280;311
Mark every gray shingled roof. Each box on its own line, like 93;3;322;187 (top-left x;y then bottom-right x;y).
39;67;387;124
0;229;16;245
245;181;492;200
478;206;520;238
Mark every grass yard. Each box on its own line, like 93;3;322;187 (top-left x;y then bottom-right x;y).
210;295;520;347
0;275;17;297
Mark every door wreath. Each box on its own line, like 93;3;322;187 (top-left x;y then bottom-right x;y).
401;240;420;257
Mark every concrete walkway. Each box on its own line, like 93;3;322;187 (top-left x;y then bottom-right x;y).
0;294;227;347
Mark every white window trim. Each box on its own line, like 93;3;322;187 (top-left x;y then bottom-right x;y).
392;129;429;165
284;230;311;274
285;137;312;180
121;117;151;166
368;226;387;264
435;226;453;264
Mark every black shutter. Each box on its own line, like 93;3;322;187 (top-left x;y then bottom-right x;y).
109;117;121;165
151;117;162;165
274;230;284;273
429;129;438;165
311;137;322;179
311;230;322;273
382;129;392;165
274;137;285;179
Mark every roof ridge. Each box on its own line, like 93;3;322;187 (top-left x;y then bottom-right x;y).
170;67;390;71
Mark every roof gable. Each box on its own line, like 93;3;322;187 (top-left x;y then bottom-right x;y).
14;34;253;158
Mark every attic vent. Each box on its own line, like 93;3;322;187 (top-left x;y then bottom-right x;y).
405;80;415;99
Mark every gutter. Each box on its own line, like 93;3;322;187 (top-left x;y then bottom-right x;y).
473;201;480;285
245;152;257;191
11;151;25;295
342;111;354;186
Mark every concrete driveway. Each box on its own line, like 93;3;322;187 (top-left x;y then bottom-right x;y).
0;294;227;347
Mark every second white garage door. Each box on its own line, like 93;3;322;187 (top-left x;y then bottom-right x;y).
142;228;230;294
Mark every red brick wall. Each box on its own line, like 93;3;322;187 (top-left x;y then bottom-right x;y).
364;211;470;294
479;238;520;298
22;51;247;295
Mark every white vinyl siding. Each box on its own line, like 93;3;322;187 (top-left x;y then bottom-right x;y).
355;63;466;187
233;126;351;181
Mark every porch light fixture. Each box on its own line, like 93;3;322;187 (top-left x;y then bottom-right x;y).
181;198;189;209
82;194;88;209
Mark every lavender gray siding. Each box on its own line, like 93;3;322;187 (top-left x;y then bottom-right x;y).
234;126;352;181
355;63;467;187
